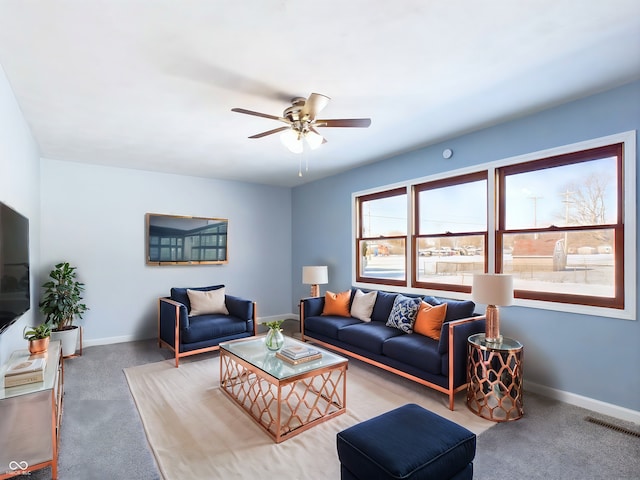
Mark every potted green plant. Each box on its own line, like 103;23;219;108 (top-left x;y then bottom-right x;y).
23;323;51;355
39;262;88;357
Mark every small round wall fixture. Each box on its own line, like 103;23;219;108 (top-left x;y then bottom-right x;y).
442;148;453;159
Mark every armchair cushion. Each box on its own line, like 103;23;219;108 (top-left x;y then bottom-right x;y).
187;288;229;316
171;285;224;311
181;314;249;344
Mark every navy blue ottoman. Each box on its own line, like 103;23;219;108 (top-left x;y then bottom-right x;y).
337;404;476;480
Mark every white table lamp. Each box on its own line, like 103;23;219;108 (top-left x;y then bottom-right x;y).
302;266;328;297
472;274;513;344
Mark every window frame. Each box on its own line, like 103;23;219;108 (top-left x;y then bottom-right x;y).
496;143;624;309
351;131;636;320
413;171;488;294
355;186;408;287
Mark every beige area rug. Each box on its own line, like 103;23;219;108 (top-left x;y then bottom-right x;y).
124;354;495;480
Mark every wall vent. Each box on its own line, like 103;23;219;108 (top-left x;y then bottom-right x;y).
585;416;640;438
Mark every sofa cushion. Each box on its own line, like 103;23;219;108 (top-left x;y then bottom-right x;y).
339;323;404;355
382;334;442;375
424;296;475;322
181;314;248;344
322;290;352;316
305;315;361;340
350;289;378;322
171;285;224;311
386;295;421;333
413;302;447;340
187;287;229;316
370;290;398;323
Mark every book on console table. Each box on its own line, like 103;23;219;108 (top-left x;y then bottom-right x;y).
279;345;320;360
276;351;322;365
3;356;46;388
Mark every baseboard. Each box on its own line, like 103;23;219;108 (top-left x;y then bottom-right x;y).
257;313;299;324
525;381;640;424
83;334;143;348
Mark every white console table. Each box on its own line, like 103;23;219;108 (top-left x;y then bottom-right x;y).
0;340;63;479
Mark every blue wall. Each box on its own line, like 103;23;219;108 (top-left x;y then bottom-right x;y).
292;80;640;412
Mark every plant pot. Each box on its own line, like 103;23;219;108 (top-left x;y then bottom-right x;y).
29;337;50;355
51;326;79;357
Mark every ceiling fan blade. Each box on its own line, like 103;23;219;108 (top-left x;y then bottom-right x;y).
231;108;284;122
248;126;291;139
301;93;330;121
316;118;372;128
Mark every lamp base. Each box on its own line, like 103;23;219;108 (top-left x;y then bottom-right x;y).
485;305;503;344
310;284;320;297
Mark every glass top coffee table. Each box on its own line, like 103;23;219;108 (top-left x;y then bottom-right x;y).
219;335;348;443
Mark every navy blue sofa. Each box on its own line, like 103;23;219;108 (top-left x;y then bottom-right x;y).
158;284;256;367
300;288;485;410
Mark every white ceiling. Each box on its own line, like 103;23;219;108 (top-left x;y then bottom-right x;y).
1;1;639;187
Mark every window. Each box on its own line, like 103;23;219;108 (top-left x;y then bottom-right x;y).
414;172;487;293
356;187;407;286
497;143;623;308
352;131;635;319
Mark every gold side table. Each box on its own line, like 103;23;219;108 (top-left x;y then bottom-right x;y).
467;333;524;422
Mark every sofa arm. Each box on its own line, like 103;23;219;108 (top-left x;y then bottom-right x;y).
225;295;257;335
158;297;190;347
225;295;254;320
446;315;486;389
301;296;325;318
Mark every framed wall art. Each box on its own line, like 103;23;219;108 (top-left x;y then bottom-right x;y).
146;213;228;265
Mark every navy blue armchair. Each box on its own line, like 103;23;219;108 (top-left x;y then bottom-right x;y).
158;284;256;367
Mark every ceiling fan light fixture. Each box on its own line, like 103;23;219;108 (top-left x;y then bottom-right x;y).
280;128;303;153
305;130;324;150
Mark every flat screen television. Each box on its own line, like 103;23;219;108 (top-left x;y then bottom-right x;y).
0;202;30;334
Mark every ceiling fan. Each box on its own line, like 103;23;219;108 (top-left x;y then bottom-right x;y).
231;93;371;153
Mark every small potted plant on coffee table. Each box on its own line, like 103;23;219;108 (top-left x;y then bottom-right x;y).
264;320;285;351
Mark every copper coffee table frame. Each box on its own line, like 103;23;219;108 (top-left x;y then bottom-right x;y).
219;336;348;443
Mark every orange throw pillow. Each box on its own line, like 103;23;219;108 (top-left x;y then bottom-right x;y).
413;302;447;340
322;290;351;317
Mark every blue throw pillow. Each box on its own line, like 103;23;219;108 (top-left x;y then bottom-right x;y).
386;295;421;333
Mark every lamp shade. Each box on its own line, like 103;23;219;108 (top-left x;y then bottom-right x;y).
281;129;303;153
472;274;513;306
302;266;328;285
305;130;324;150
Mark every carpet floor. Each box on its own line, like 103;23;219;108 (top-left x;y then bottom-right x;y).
124;352;494;480
22;333;640;479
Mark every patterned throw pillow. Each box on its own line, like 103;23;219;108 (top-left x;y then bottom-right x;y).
413;302;448;340
322;291;351;316
386;295;421;333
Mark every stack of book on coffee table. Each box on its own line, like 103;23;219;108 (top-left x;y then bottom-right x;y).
276;345;322;365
